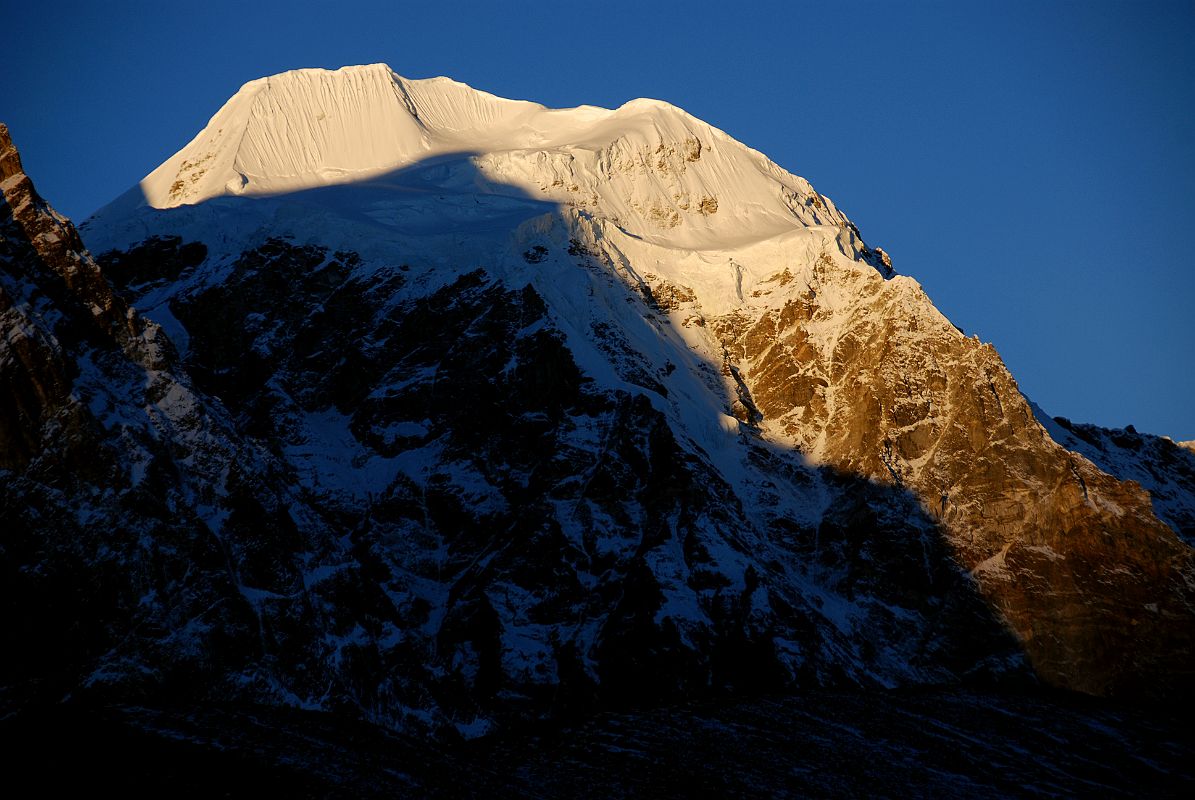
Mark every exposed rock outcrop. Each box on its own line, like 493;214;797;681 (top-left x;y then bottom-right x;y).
710;255;1195;695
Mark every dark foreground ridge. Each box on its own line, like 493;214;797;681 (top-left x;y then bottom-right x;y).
2;691;1191;798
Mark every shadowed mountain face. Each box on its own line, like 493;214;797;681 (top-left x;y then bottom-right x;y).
1;121;1027;729
2;65;1194;739
0;122;325;706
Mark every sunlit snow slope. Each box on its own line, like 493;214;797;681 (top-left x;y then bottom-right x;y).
137;63;851;252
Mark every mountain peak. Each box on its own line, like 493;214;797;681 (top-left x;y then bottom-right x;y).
141;63;429;206
9;62;1195;759
615;96;690;116
127;65;853;253
0;122;24;183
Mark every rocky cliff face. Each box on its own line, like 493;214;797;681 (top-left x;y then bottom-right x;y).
1041;414;1195;545
705;239;1195;696
3;65;1193;732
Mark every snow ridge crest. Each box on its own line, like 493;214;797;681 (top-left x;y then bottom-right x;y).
132;64;848;252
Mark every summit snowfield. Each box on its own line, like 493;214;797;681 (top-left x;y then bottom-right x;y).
127;64;847;249
6;64;1193;737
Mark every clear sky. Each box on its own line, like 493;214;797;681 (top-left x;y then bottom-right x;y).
6;0;1193;439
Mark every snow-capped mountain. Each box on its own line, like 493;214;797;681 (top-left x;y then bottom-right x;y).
4;64;1193;733
122;63;850;248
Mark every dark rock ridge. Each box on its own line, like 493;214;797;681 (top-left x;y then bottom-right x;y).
1;122;316;707
3;690;1191;798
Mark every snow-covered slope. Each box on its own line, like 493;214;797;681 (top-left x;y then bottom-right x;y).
126;64;852;253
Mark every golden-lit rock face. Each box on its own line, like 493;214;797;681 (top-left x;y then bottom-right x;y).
709;247;1195;696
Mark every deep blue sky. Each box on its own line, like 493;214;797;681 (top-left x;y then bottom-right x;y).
6;0;1193;439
